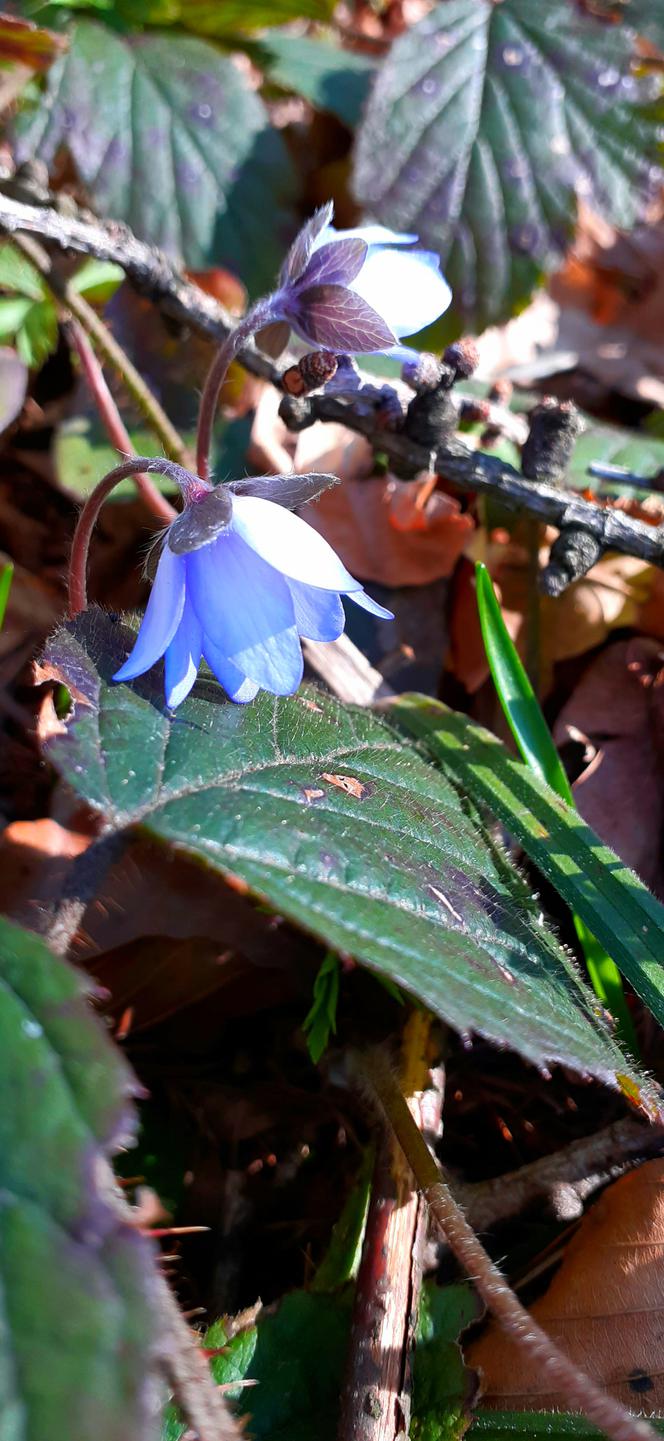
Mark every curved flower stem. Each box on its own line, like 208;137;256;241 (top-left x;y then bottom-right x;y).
195;297;276;483
361;1047;658;1441
68;456;197;618
68;322;177;526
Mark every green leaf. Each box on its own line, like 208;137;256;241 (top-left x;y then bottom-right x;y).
413;1283;482;1441
0;559;13;628
55;415;179;499
0;915;160;1441
353;0;663;332
0;242;45;299
569;417;664;494
41;609;650;1095
474;562;636;1054
392;694;664;1080
470;1415;664;1439
302;950;340;1064
475;563;573;800
311;1148;373;1293
70;257;125;304
0;242;58;366
14;22;297;290
162;1314;257;1441
247;1290;351;1441
259;33;375;128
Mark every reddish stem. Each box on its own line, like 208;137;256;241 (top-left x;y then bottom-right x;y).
195;298;276;483
68;457;196;618
69;323;177;526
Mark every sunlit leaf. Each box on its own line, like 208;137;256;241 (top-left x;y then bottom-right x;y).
40;609;652;1095
475;562;636;1054
14;22;297;291
470;1416;664;1439
354;0;663;331
393;694;664;1070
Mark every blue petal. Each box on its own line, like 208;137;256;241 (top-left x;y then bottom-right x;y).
346;589;394;620
287;580;345;641
113;545;186;684
187;530;303;694
352;246;451;338
202;641;259;704
232;494;360;592
164;592;202;708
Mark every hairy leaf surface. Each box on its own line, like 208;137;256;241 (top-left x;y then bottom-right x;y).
40;609;652;1094
0;915;159;1441
393;695;664;1059
14;22;297;289
354;0;663;330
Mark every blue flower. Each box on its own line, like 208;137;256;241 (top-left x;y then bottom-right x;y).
275;203;451;354
113;477;393;708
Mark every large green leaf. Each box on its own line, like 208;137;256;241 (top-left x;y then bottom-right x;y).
0;915;160;1441
470;1416;664;1439
393;696;664;1060
259;33;375;128
353;0;663;331
14;22;297;289
40;608;651;1095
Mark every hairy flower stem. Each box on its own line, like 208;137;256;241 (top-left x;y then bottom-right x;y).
360;1048;658;1441
196;298;276;483
68;456;197;617
68;322;177;525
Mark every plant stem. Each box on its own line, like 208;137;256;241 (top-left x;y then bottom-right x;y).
10;232;191;470
338;1011;443;1441
68;456;197;617
67;322;176;525
361;1048;658;1441
196;297;275;483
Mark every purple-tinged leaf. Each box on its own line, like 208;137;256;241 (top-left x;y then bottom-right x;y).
353;0;664;331
290;283;397;351
13;22;297;292
280;201;334;283
40;607;655;1095
298;237;368;289
0;347;27;435
0;914;161;1441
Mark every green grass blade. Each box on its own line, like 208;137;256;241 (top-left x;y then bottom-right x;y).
391;694;664;1070
0;559;13;630
475;562;574;801
475;562;636;1053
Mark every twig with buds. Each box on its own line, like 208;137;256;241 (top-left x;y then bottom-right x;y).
1;194;663;579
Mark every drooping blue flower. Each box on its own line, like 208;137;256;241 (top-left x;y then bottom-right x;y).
274;202;451;354
113;472;393;708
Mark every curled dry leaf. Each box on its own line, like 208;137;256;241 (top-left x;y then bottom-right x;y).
553;638;664;896
467;1158;664;1414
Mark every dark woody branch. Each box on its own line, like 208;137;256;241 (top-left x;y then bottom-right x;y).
1;192;663;574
